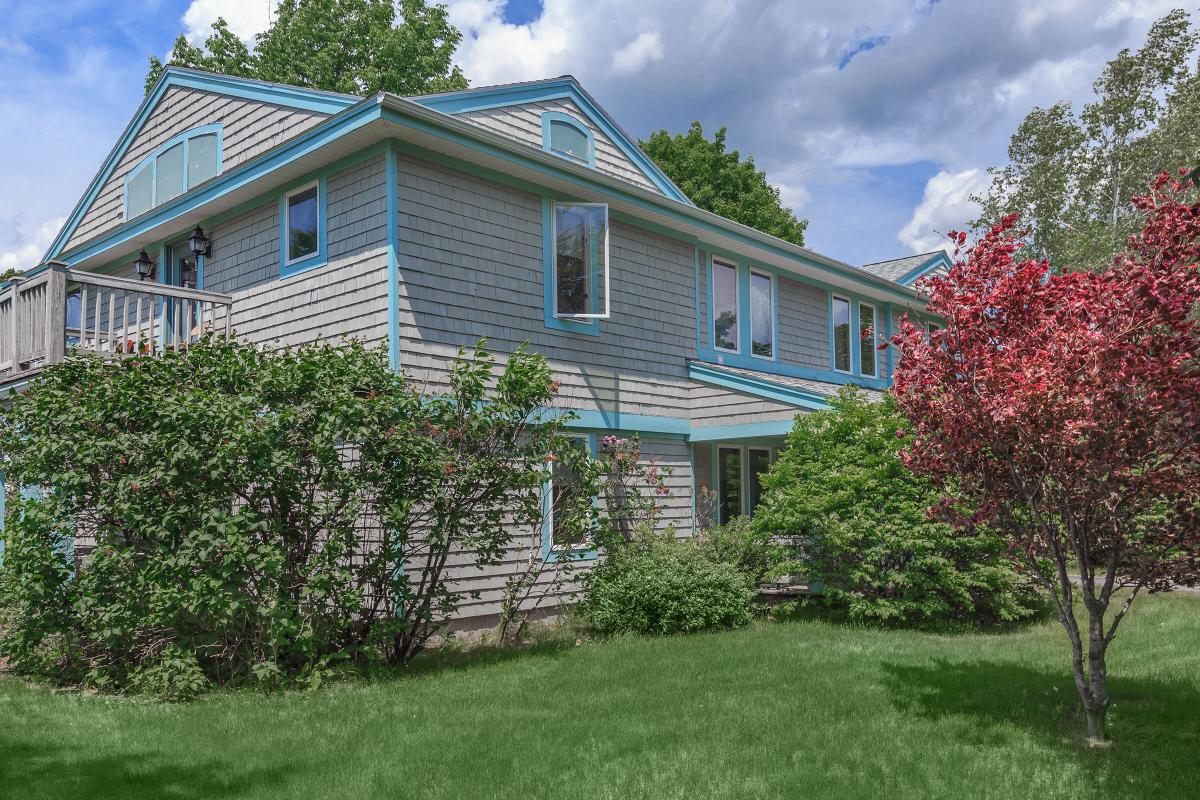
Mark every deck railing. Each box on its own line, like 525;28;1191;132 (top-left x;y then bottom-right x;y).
0;264;234;383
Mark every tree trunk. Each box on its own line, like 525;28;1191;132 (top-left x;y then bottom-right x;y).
1070;604;1111;742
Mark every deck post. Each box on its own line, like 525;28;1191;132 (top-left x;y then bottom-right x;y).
7;277;23;371
45;266;67;366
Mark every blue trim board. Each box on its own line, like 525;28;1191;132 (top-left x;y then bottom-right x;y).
411;77;692;205
690;420;793;442
385;142;401;372
896;251;952;286
687;362;834;411
44;67;357;262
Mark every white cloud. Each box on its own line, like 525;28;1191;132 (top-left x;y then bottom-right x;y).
898;169;990;254
0;217;66;271
182;0;273;44
611;31;664;76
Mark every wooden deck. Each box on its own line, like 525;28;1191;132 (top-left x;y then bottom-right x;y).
0;264;234;391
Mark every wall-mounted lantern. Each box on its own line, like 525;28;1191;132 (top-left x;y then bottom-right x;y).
133;250;155;281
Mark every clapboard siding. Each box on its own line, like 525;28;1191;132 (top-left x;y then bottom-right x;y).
457;97;660;193
203;155;389;348
778;277;828;369
395;153;697;417
691;382;802;427
66;86;327;252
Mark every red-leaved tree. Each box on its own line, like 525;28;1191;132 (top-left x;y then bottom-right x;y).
891;170;1200;742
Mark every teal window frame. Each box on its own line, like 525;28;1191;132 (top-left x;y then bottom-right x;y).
541;111;596;167
541;432;599;563
714;443;777;523
542;197;607;336
122;123;223;220
830;294;852;375
711;257;740;354
279;177;328;278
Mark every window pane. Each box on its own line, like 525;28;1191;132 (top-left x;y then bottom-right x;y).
549;120;589;161
713;260;738;351
833;297;850;372
127;165;153;218
751;271;773;357
552;439;590;549
555;204;607;316
188;133;218;187
860;303;876;377
718;447;742;524
287;185;320;262
748;449;771;513
155;142;185;204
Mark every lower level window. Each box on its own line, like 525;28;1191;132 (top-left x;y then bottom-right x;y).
550;437;592;550
718;446;742;524
748;448;771;512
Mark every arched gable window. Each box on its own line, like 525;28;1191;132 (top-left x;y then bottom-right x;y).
125;124;222;219
541;112;595;166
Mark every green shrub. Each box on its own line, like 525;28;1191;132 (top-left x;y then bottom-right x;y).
0;337;577;695
579;530;754;635
692;515;794;586
754;388;1040;628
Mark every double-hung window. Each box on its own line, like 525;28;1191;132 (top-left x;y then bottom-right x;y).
832;296;851;373
124;125;221;219
552;202;609;319
279;179;327;277
859;302;877;378
712;258;739;352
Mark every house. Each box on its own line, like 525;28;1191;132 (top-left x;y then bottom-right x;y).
0;67;928;624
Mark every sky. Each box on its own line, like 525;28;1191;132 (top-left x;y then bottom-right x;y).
0;0;1186;271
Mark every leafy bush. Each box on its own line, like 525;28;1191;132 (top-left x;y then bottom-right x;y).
753;388;1039;627
0;337;576;695
692;514;794;586
578;529;754;635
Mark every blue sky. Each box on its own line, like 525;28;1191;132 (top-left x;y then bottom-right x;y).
0;0;1184;271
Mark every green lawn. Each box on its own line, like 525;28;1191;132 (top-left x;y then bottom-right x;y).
3;594;1198;800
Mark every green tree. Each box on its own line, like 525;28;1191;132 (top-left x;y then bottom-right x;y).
146;0;468;96
753;388;1039;627
973;9;1200;269
641;122;808;247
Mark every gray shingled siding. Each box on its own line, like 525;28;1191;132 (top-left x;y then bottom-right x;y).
778;276;829;369
203;155;389;348
443;437;694;620
66;86;327;252
693;443;713;522
697;249;708;349
691;382;802;428
394;153;696;418
456;97;660;193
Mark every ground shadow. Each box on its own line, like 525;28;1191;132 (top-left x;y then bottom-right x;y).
0;734;298;800
372;635;578;682
882;658;1200;794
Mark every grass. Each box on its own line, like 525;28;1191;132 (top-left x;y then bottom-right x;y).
2;594;1198;800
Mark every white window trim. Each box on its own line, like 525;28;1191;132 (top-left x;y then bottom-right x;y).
551;201;611;320
749;268;776;361
831;295;853;375
283;180;321;268
859;301;878;378
711;257;740;354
